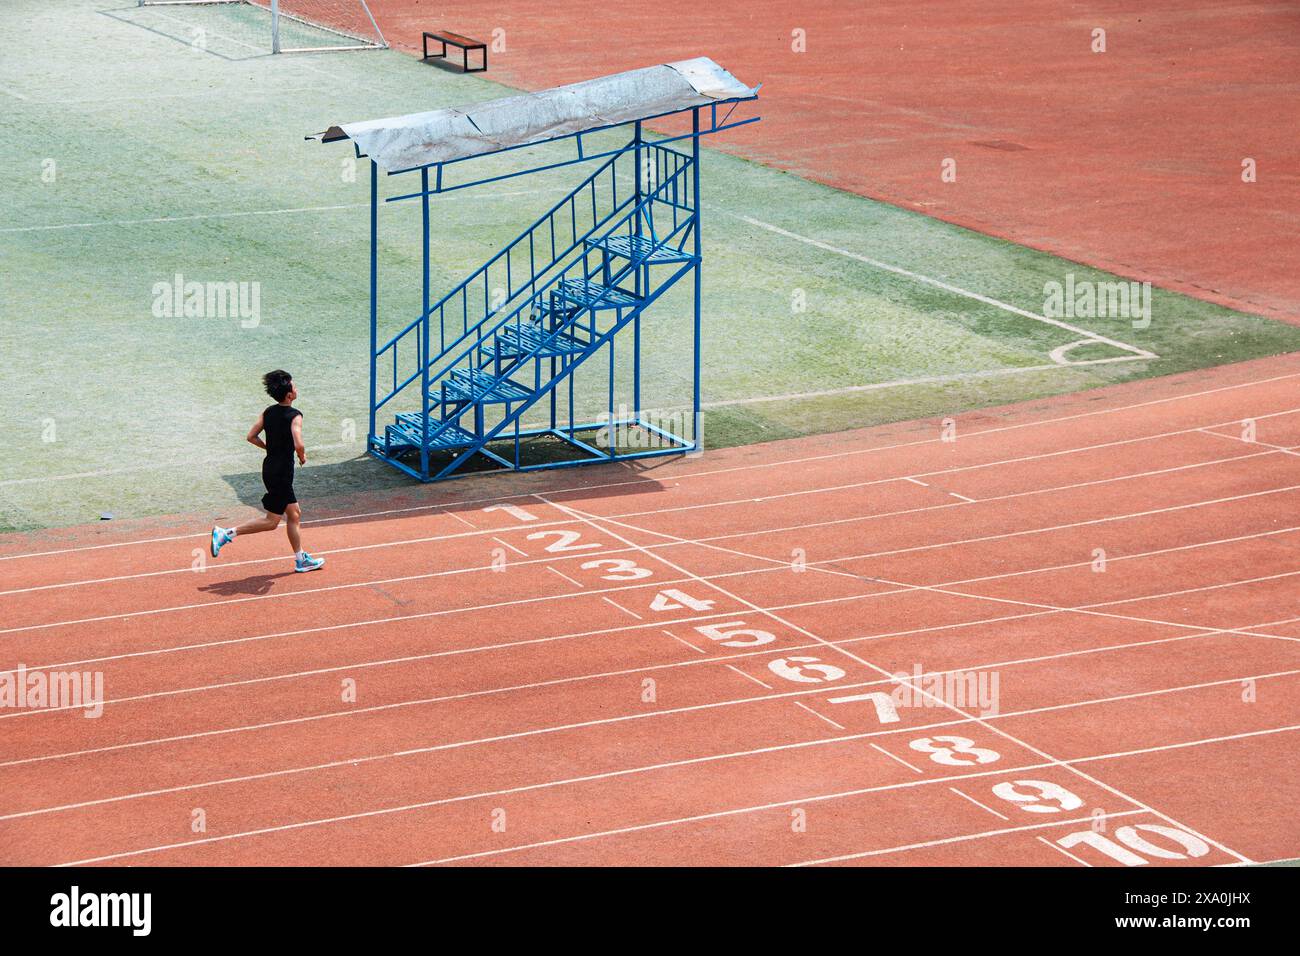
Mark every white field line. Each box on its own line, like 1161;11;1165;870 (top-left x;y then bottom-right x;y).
0;441;353;487
36;706;1300;865
0;365;1079;487
696;359;1144;411
733;214;1158;362
0;187;564;237
547;497;1254;864
3;375;1297;562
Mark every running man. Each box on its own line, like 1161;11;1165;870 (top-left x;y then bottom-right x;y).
210;370;325;572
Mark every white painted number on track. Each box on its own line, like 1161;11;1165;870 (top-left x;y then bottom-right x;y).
694;620;776;648
1057;825;1210;866
526;530;602;553
909;736;1001;767
768;657;847;684
483;504;538;522
580;558;653;581
827;691;900;724
649;589;716;612
991;780;1083;814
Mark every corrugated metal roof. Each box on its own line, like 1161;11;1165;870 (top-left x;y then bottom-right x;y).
313;57;757;172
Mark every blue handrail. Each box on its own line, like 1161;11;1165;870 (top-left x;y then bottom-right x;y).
374;142;640;410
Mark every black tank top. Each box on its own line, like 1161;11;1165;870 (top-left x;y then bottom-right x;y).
263;404;301;464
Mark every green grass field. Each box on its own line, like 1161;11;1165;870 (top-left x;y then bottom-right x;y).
5;0;1300;532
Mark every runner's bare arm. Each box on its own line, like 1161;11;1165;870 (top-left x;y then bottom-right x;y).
292;414;306;465
246;413;266;450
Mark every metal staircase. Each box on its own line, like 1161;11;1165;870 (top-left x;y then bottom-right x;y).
319;59;760;482
372;140;702;481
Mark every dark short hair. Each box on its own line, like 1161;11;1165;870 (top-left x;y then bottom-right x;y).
263;369;293;401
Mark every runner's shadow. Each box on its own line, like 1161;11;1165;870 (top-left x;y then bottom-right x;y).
198;572;292;596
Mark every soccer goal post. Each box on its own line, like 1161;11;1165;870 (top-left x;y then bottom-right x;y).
136;0;387;53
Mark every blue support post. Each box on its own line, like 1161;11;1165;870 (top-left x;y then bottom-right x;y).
368;160;378;450
633;121;643;419
691;107;703;450
419;166;431;479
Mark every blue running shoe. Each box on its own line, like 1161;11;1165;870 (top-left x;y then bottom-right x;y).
211;526;233;558
295;552;325;573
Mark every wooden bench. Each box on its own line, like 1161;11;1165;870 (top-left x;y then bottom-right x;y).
422;30;487;73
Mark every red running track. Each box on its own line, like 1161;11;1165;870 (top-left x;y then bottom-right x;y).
1;353;1300;866
368;0;1300;320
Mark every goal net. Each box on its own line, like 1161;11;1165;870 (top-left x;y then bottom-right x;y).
135;0;386;53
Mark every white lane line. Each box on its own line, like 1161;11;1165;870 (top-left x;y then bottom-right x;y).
1037;835;1091;866
793;700;845;731
13;632;1299;801
585;493;1300;647
662;630;706;654
870;743;923;773
9;512;1300;697
5;437;1294;608
6;430;1279;597
726;664;772;690
65;725;1300;866
491;536;527;557
1198;427;1300;460
734;214;1158;362
601;596;642;620
29;717;1300;866
443;510;476;529
3;381;1297;562
0;514;585;596
6;434;1271;603
551;499;1254;865
546;565;583;588
948;491;976;502
949;786;1010;821
789;812;1148;868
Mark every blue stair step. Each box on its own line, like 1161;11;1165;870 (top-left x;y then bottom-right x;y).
492;323;590;358
586;233;696;264
436;368;533;405
388;414;478;450
548;279;641;311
